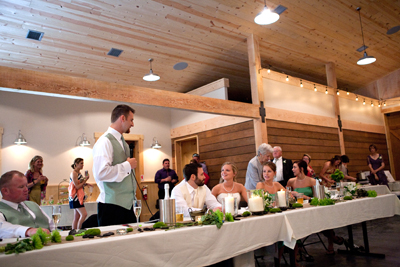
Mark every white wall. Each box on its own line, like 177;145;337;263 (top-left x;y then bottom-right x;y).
263;79;336;118
0;91;172;183
339;97;384;125
170;87;227;129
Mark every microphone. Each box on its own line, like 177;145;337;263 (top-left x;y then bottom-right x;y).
129;143;135;158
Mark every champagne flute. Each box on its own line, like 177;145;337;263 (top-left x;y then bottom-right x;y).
52;205;62;230
133;200;142;230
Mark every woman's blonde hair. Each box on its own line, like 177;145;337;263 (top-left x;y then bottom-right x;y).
29;155;43;172
219;162;238;183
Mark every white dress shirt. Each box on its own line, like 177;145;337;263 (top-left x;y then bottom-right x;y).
273;157;284;182
93;127;133;204
171;180;221;217
0;199;55;239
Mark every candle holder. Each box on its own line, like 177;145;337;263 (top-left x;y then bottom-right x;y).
247;190;265;214
276;189;288;208
222;193;238;216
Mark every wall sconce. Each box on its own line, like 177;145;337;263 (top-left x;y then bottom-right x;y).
76;133;90;146
151;137;162;149
14;130;27;145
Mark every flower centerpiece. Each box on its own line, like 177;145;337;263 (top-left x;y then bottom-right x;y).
251;189;272;212
344;183;358;197
330;169;344;182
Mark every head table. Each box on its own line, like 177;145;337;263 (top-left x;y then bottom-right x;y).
1;194;399;267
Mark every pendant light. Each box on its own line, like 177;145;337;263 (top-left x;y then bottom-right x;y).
143;58;160;81
356;7;376;65
254;0;279;25
151;137;162;149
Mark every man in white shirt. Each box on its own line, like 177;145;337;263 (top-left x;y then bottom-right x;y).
93;104;138;226
171;162;221;217
0;170;55;239
272;146;294;187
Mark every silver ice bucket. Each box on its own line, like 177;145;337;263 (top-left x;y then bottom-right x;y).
159;199;176;225
312;185;326;199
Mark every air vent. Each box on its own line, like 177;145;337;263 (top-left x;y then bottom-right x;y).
356;45;368;52
26;30;44;41
273;5;287;15
107;48;123;57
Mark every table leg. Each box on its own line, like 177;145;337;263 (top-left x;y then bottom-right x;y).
337;222;385;259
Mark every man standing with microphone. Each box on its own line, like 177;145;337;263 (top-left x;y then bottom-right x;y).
93;105;137;226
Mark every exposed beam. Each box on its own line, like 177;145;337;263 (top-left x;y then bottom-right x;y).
247;34;268;147
0;66;258;119
326;62;345;155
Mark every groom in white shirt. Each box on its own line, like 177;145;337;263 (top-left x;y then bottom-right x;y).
171;162;221;217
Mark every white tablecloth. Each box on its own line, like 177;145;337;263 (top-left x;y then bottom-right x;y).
1;195;399;267
41;202;97;227
360;184;391;195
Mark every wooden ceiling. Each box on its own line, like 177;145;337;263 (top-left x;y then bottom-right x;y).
1;0;399;103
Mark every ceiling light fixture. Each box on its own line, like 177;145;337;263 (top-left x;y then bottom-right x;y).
151;137;162;149
76;133;90;147
14;130;27;145
356;7;376;65
143;58;160;81
254;0;280;25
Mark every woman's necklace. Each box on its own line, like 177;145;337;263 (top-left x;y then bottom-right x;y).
223;183;235;192
264;181;274;187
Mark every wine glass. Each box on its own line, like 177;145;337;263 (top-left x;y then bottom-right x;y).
52;205;62;230
133;200;142;230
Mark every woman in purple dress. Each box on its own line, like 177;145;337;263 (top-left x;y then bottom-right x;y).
367;144;387;186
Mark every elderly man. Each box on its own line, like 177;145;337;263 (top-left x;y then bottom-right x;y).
192;153;209;176
171;162;221;217
245;143;274;190
0;170;54;239
93;104;138;226
272;146;294;187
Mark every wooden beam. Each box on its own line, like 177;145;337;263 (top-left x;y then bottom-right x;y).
384;115;396;180
0;66;258;119
382;105;400;114
247;34;268;148
186;78;229;96
326;62;345;155
389;130;400;141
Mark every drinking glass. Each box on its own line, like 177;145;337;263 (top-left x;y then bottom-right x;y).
133;200;142;229
52;205;62;230
297;193;304;204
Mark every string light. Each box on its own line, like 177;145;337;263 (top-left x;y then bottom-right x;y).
356;95;359;101
378;102;381;107
336;90;340;95
363;99;366;105
346;89;349;95
371;101;374;107
286;76;289;81
325;87;328;94
267;66;271;73
384;102;386;107
314;84;317;92
300;80;303;87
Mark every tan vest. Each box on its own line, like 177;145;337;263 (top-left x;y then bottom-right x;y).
179;181;207;209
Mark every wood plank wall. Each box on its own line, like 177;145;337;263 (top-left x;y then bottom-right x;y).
266;119;341;176
343;129;390;178
198;121;256;188
386;112;400;180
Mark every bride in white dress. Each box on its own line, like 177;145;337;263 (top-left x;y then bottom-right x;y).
211;162;248;205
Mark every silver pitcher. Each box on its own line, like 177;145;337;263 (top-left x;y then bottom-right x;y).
312;185;326;199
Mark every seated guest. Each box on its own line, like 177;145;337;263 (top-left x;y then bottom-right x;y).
272;146;294;187
319;155;341;187
171;162;221;217
154;159;179;205
302;153;315;178
245;143;273;190
25;155;49;205
367;144;388;186
256;162;285;196
287;160;316;200
0;170;54;239
339;155;357;182
212;162;248;204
